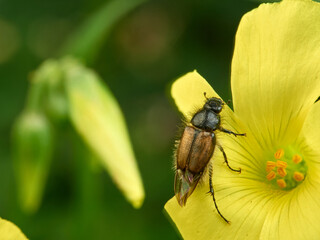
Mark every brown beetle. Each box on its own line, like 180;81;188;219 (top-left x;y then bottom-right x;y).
174;93;245;223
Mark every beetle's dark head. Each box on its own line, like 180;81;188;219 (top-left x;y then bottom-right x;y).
203;95;224;113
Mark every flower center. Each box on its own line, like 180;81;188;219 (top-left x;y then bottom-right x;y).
265;147;308;190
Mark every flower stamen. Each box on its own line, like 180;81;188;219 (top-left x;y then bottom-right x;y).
266;161;276;173
274;149;284;159
277;179;286;188
266;171;276;181
293;172;305;182
276;160;287;168
292;154;302;164
277;167;287;177
265;148;308;190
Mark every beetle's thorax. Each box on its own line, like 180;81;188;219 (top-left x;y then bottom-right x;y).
191;109;220;131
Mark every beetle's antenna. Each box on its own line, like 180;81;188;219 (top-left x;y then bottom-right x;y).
203;92;209;100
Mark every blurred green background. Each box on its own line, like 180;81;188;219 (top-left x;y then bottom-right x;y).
0;0;263;239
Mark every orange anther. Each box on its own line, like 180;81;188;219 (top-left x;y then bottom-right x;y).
293;172;305;182
277;179;287;188
274;149;284;159
276;160;287;168
292;154;302;164
266;161;276;173
266;171;276;181
277;167;287;177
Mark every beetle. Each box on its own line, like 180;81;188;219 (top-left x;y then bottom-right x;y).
174;93;246;223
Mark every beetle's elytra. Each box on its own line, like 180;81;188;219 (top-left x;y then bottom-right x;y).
174;93;246;223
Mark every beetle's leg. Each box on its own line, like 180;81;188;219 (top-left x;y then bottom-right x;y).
208;161;230;224
219;127;246;137
218;144;241;173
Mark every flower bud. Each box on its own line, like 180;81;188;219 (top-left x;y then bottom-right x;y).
63;58;145;208
12;111;53;213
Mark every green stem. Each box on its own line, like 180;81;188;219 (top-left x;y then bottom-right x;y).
25;79;46;112
73;132;101;239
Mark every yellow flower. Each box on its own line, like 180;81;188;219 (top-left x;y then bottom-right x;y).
165;0;320;239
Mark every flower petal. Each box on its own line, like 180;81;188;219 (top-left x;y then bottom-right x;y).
167;155;320;240
165;168;274;240
231;0;320;148
260;169;320;239
300;101;320;153
0;218;28;240
254;99;320;239
171;70;220;121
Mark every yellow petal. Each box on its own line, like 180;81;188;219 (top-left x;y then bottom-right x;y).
231;0;320;148
167;156;320;240
171;70;221;121
64;58;144;208
300;101;320;153
259;100;320;239
165;166;274;240
260;172;320;239
0;218;28;240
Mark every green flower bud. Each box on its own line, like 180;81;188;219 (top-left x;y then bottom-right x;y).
12;111;53;213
